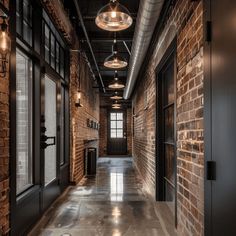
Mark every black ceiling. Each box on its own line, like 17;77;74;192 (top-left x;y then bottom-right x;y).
63;0;140;101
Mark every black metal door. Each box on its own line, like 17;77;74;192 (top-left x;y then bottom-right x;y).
107;110;127;155
205;0;236;235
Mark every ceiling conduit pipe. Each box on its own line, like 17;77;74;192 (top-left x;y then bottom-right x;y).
73;0;106;93
124;0;165;99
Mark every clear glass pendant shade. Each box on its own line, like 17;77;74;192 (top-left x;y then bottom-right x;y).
108;80;125;89
109;72;125;89
104;52;127;69
95;0;133;31
110;91;123;100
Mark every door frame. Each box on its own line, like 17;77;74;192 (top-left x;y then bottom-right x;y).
9;0;70;234
155;38;177;226
203;0;213;235
107;108;128;156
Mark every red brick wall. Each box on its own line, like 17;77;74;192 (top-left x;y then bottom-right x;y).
43;0;100;184
70;52;100;183
99;107;107;156
132;0;204;235
0;1;10;233
0;75;10;235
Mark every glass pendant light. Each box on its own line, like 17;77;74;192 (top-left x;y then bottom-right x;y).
110;91;123;100
112;100;121;109
95;0;133;32
104;39;127;69
108;71;125;89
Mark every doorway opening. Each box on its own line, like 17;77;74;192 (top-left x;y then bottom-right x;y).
156;42;177;225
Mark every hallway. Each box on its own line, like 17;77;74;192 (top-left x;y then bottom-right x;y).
2;0;236;235
29;158;177;236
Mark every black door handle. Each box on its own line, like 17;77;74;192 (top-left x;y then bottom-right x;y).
41;135;56;149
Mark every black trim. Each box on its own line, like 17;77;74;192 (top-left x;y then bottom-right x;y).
10;0;71;235
155;38;177;227
203;0;212;235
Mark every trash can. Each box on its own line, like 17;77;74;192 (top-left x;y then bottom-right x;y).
84;148;97;176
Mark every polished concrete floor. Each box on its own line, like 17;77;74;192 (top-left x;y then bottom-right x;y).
29;157;177;236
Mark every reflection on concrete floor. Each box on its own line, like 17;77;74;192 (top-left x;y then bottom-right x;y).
29;157;177;236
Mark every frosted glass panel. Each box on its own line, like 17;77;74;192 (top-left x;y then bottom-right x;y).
110;113;116;120
116;113;123;120
16;49;33;194
117;121;123;129
44;76;57;185
111;129;116;138
111;121;116;128
116;129;123;138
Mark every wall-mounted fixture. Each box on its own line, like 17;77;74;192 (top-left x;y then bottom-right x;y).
108;71;125;89
104;39;127;69
95;0;133;32
75;90;83;107
110;91;123;100
0;16;10;78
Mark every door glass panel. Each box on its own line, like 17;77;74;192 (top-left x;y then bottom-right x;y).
117;113;123;120
111;129;116;138
164;105;174;143
110;113;116;120
116;129;123;138
44;24;50;63
164;63;174;106
50;34;55;69
165;181;175;202
117;121;123;129
164;144;175;184
16;49;33;194
110;112;123;138
44;76;57;185
111;121;116;128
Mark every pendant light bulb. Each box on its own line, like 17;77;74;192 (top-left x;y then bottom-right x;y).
95;0;133;32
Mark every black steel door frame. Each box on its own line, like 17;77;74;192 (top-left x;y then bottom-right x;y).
9;0;70;234
203;1;212;235
155;39;177;226
107;108;128;155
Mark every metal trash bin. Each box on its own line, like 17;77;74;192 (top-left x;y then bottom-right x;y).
84;148;97;176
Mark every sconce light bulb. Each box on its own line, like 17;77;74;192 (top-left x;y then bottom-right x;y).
0;29;10;55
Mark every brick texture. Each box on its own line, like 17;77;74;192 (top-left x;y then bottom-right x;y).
70;52;100;183
132;0;204;235
0;1;10;235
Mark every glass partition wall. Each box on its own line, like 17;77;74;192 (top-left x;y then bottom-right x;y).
11;1;70;235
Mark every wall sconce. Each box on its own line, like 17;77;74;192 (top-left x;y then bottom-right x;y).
0;16;10;78
75;90;83;107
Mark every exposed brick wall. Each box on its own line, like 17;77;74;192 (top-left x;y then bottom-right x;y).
132;0;204;235
43;0;100;186
0;0;10;233
99;107;107;156
70;52;99;183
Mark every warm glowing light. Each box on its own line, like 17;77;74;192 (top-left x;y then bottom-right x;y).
95;0;133;32
110;95;122;100
111;11;117;18
77;91;81;100
0;22;10;55
108;81;125;89
104;54;128;69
